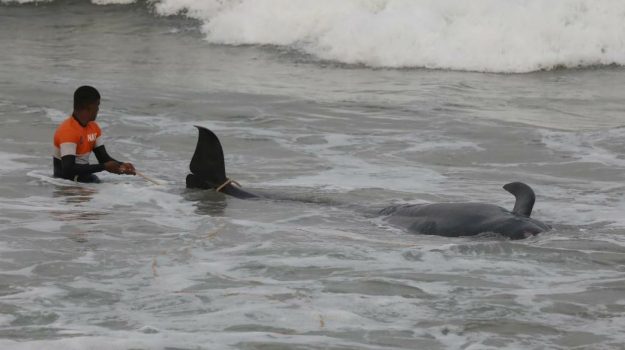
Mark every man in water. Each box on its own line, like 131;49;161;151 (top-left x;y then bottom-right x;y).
53;86;135;183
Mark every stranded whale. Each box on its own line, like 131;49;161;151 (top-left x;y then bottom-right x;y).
379;181;550;239
186;126;550;239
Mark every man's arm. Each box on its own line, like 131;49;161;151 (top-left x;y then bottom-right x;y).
59;155;106;180
94;145;135;175
94;145;119;164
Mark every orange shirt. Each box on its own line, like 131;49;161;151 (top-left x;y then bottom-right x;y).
53;116;103;164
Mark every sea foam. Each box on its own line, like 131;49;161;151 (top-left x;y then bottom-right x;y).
3;0;624;73
151;0;625;73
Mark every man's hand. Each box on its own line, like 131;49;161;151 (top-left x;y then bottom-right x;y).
119;162;136;175
104;161;136;175
104;161;122;174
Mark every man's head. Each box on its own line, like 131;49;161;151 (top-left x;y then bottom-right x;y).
73;86;100;123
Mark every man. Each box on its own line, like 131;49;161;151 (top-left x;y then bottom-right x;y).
53;86;135;183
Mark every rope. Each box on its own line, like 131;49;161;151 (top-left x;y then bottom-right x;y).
135;171;163;185
215;178;241;192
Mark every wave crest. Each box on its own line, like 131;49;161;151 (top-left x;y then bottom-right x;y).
5;0;625;73
152;0;625;73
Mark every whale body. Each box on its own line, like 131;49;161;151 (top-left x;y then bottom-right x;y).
186;126;550;239
380;182;551;240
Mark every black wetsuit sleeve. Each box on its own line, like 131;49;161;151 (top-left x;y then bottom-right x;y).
93;145;120;164
59;155;105;180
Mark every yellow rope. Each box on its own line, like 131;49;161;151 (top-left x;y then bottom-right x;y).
215;178;241;192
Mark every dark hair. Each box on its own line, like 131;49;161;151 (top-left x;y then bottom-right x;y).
73;86;100;110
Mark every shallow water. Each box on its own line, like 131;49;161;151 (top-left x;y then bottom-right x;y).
1;1;625;349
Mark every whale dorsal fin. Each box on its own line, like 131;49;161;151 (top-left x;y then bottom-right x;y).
503;182;536;217
189;126;228;187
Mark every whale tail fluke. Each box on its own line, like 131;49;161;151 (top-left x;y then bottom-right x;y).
503;182;536;218
187;126;228;189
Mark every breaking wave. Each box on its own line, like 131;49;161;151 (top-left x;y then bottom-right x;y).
4;0;625;73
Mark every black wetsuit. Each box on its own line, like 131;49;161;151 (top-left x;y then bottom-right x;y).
53;146;119;183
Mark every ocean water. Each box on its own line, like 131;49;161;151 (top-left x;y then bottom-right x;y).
1;1;625;349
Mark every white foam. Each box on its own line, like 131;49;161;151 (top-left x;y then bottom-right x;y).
257;132;445;192
3;0;624;72
260;163;442;192
0;0;134;4
0;315;15;327
150;0;625;73
5;0;622;72
92;0;134;4
540;129;625;167
401;140;483;153
43;108;67;124
23;171;201;231
0;152;36;174
0;0;130;5
0;0;51;3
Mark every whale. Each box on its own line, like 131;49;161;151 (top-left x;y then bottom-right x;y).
186;126;550;239
379;181;551;239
